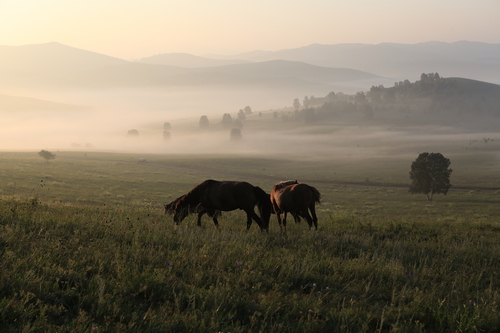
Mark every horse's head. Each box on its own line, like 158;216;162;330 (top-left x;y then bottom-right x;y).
164;202;174;215
173;200;189;225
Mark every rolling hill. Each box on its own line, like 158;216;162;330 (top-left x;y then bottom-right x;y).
226;41;500;84
0;43;380;91
0;93;88;112
138;53;251;68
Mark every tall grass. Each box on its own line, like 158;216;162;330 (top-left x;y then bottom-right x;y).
2;150;500;331
2;197;500;332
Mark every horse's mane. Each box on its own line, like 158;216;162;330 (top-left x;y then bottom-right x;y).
273;180;298;191
180;180;212;204
165;194;185;214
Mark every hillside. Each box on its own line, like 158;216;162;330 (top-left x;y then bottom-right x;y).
229;41;500;84
194;60;380;84
0;43;378;92
290;74;500;131
138;53;251;67
0;93;88;112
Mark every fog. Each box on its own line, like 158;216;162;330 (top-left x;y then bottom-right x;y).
2;42;499;159
2;84;496;164
0;86;324;153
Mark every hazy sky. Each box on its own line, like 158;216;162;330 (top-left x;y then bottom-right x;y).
1;0;499;60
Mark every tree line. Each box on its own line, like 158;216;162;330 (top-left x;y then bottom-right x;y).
287;73;500;125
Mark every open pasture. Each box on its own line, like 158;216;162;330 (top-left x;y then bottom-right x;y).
1;141;500;332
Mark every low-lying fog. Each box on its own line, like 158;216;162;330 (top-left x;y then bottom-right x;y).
2;87;498;162
0;86;306;152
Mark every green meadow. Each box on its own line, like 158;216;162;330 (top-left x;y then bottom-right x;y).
1;133;500;332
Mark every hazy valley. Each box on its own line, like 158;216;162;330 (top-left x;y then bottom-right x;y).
3;40;500;332
1;41;500;157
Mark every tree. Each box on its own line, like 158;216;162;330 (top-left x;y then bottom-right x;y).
304;108;316;123
293;98;301;109
326;91;336;103
199;115;209;129
303;96;309;108
222;113;232;129
409;152;452;201
230;128;242;141
243;106;252;114
232;118;243;129
355;91;367;103
127;129;139;137
163;122;171;131
38;150;55;162
362;104;374;120
237;109;246;120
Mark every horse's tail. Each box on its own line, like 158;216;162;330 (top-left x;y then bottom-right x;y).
310;186;321;205
254;186;272;229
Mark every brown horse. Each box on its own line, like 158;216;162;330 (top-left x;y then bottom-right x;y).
270;180;321;230
173;180;272;231
164;195;220;226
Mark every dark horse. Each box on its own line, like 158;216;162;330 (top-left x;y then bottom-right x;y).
173;180;272;231
164;195;221;226
270;180;321;230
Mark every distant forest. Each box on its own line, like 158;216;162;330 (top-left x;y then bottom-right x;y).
288;74;500;128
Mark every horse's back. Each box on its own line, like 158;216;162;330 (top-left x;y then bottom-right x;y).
271;182;320;210
204;180;259;211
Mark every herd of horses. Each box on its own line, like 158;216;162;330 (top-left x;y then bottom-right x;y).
164;179;321;232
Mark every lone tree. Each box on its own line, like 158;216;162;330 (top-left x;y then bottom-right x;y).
127;129;139;137
38;150;56;162
230;128;242;141
221;113;232;129
199;115;209;129
243;106;252;114
409;152;452;201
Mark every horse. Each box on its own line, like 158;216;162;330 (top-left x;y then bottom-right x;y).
165;195;220;226
173;180;272;231
270;180;321;230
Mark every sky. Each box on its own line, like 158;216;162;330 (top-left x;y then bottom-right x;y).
1;0;500;60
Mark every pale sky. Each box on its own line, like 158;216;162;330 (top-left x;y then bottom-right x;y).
1;0;499;60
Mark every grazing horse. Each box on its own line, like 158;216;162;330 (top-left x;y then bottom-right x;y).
164;195;220;226
173;180;272;231
270;180;321;230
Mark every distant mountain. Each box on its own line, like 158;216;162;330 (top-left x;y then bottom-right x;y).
0;43;380;93
0;42;129;88
0;42;126;73
229;41;500;84
194;60;380;83
0;93;88;111
137;53;251;68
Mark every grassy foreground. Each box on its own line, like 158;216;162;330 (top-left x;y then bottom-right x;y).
1;151;500;332
2;198;500;332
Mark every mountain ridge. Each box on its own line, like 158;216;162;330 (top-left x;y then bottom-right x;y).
0;43;380;91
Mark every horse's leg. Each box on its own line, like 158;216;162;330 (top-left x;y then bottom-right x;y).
247;210;264;231
302;210;314;230
206;208;219;228
275;209;283;231
282;211;288;232
211;215;220;228
310;206;318;230
197;209;206;226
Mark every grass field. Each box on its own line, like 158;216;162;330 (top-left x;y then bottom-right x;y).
1;130;500;332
